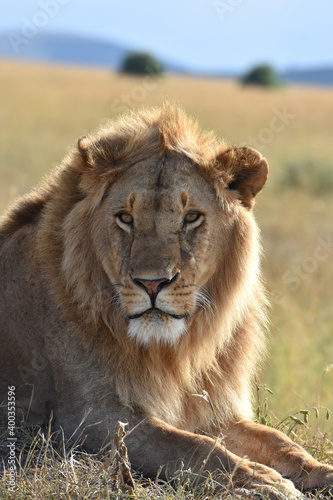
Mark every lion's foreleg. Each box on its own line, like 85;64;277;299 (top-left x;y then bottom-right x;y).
125;416;301;498
224;420;333;492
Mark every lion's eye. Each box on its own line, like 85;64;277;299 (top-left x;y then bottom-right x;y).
184;211;202;224
117;213;133;225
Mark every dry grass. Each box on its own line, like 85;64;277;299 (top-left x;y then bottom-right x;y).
1;60;333;498
1;417;332;499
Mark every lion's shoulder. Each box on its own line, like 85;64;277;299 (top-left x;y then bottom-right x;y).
0;183;54;238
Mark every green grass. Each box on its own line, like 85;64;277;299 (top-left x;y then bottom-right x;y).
1;60;333;498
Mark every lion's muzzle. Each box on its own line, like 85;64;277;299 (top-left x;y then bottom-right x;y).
130;272;180;308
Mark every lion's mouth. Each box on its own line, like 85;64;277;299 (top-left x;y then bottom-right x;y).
128;308;187;321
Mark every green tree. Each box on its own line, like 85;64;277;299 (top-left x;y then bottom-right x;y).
121;52;164;76
240;64;281;87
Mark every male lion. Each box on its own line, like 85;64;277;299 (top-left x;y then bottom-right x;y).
0;106;332;498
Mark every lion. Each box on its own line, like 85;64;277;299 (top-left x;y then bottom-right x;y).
0;105;332;498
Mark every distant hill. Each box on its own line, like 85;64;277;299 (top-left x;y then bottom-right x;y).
281;67;333;87
0;32;332;86
0;32;188;73
0;33;129;69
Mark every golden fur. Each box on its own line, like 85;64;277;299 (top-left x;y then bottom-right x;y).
0;105;332;498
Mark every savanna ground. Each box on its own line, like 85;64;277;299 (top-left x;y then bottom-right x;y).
0;61;333;498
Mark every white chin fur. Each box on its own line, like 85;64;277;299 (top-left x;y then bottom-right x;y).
127;315;187;347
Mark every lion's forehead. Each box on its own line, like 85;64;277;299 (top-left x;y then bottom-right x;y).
109;156;217;214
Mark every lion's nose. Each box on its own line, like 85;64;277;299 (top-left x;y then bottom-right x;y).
131;273;179;306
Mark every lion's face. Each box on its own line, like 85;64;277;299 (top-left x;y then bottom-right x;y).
70;110;268;348
97;154;232;346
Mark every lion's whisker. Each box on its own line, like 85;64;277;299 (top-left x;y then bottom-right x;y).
195;287;216;314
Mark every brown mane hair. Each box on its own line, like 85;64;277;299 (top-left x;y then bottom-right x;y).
78;105;223;171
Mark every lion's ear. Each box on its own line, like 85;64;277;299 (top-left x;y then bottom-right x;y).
218;146;268;209
76;136;103;196
77;135;93;169
76;135;120;199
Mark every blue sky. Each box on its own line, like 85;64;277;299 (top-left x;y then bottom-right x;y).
0;0;332;73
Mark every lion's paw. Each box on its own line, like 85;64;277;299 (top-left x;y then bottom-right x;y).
235;485;306;500
300;464;333;493
260;481;305;500
235;462;304;499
